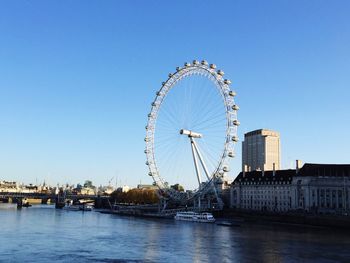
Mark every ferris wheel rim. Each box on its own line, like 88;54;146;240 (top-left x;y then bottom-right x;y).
145;60;239;202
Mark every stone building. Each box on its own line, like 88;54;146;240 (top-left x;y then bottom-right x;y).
0;181;19;192
242;129;280;172
293;163;350;214
230;163;350;215
230;168;294;212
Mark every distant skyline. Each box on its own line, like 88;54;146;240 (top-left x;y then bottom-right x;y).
0;1;349;187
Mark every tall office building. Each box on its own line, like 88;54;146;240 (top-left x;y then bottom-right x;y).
242;129;280;172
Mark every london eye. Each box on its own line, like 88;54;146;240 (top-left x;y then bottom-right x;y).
145;60;239;207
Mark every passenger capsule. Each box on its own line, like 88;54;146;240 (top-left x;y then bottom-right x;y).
148;172;153;177
217;70;224;76
145;125;148;130
210;64;217;69
144;149;148;154
176;66;181;71
232;105;239;111
145;161;149;165
156;91;161;96
193;60;199;65
201;60;208;65
152;102;157;106
233;120;240;126
144;137;149;142
184;62;191;67
162;82;166;86
168;73;173;78
148;113;153;118
223;166;230;172
224;79;231;85
228;151;235;158
232;136;239;142
229;91;236;97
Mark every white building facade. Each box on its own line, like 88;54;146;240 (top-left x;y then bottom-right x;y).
230;163;350;215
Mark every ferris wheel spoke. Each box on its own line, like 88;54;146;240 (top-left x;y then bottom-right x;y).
159;142;191;186
191;106;225;129
193;117;226;131
158;108;180;128
197;143;221;175
192;117;226;132
192;95;225;118
155;142;182;156
156;123;179;133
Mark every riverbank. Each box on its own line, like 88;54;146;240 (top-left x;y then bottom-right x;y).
215;209;350;230
97;208;172;219
97;203;350;230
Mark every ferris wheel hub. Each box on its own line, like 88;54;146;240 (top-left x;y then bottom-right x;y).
179;129;203;138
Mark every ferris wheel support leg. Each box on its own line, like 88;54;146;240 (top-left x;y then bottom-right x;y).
190;138;202;189
192;139;223;209
191;139;211;181
159;197;167;213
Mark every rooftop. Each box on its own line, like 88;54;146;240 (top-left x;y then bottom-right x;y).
244;129;280;138
235;169;295;183
299;163;350;177
233;163;350;184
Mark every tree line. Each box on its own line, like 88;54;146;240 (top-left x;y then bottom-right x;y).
110;189;159;204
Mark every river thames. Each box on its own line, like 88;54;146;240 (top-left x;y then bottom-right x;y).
0;204;349;263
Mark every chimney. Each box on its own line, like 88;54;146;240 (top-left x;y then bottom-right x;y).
273;163;276;177
262;165;265;177
243;165;247;178
296;159;301;174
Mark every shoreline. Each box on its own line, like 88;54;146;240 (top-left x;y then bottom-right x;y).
215;209;350;230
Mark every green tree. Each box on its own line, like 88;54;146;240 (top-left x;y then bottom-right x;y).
171;184;184;192
83;180;95;189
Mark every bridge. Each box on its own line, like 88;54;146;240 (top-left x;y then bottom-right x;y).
0;192;110;206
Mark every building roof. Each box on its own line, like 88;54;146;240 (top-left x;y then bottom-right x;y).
233;163;350;185
234;169;295;184
244;129;280;138
298;163;350;177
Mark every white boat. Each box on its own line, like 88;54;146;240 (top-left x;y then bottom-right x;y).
63;204;80;211
174;211;215;223
63;200;93;211
80;204;93;211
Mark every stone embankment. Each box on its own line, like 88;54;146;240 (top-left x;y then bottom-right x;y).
216;209;350;230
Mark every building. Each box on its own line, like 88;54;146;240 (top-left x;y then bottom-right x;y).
79;187;96;195
242;129;280;172
137;184;158;190
98;185;115;195
293;163;350;214
230;168;294;212
230;162;350;215
116;185;130;193
0;181;19;192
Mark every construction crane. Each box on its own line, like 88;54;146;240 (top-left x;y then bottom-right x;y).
108;177;114;187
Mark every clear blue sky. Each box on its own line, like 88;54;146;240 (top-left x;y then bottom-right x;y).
0;1;349;187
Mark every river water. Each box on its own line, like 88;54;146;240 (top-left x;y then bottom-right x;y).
0;204;349;263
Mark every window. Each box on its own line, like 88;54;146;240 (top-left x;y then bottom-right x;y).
332;190;337;208
326;189;330;208
338;190;343;209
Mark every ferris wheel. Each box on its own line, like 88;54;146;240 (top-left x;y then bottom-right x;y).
145;60;239;204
